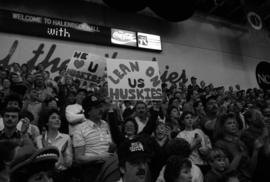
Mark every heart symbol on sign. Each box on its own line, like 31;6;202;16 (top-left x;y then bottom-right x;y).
74;59;85;69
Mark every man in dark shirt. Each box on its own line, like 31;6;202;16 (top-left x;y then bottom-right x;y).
0;107;32;146
0;107;22;140
188;76;200;92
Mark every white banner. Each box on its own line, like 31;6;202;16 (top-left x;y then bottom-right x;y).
66;51;106;87
106;59;162;101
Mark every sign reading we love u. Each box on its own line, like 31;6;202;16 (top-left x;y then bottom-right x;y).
66;51;106;86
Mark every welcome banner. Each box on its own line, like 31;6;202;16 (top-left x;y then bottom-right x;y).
106;59;162;101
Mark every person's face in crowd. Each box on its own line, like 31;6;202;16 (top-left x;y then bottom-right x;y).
251;110;265;128
48;100;58;109
162;92;168;103
200;81;205;88
263;108;270;120
175;166;192;182
205;86;210;93
170;108;180;119
7;101;20;109
180;97;187;105
249;89;255;97
235;102;243;112
265;99;270;108
155;123;166;140
152;101;161;110
246;103;253;110
218;88;225;95
26;74;34;83
65;76;73;85
21;64;28;72
30;89;39;101
210;157;227;172
28;171;53;182
59;69;66;77
179;83;187;92
195;102;204;113
174;92;182;100
172;98;180;108
13;63;21;72
70;85;77;93
183;114;194;129
36;64;44;73
191;78;197;85
121;159;150;182
206;99;218;115
124;101;131;107
3;78;11;88
88;105;103;122
35;76;45;87
124;121;136;136
67;93;76;104
76;91;86;104
235;84;240;90
209;84;214;90
258;92;264;99
191;90;199;101
136;103;147;118
224;118;238;135
3;111;19;129
47;112;61;130
11;74;20;83
0;70;7;79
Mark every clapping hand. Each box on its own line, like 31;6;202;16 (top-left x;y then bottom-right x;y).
20;117;30;134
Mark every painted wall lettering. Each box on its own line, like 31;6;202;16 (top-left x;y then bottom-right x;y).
0;40;69;73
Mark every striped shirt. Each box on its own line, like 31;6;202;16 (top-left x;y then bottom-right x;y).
72;119;112;157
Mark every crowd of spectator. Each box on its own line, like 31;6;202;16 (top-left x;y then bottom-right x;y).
0;62;270;182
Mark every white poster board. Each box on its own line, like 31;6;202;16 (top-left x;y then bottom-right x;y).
66;51;106;87
106;59;162;101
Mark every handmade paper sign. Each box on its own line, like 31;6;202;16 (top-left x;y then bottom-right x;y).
66;51;106;87
106;58;162;101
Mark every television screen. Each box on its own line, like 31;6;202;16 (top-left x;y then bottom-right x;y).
111;28;137;47
137;32;162;51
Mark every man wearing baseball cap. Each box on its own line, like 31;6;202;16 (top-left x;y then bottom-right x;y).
73;94;119;182
117;137;152;182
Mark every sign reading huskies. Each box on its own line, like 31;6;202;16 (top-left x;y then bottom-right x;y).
106;59;162;101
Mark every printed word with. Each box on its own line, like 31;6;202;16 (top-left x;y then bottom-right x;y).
47;27;71;38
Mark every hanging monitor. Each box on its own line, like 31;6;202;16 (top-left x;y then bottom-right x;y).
137;32;162;51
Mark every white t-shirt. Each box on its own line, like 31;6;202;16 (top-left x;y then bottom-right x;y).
176;129;211;165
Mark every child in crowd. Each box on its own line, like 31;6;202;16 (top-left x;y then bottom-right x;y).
177;111;212;174
205;148;229;182
164;156;192;182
